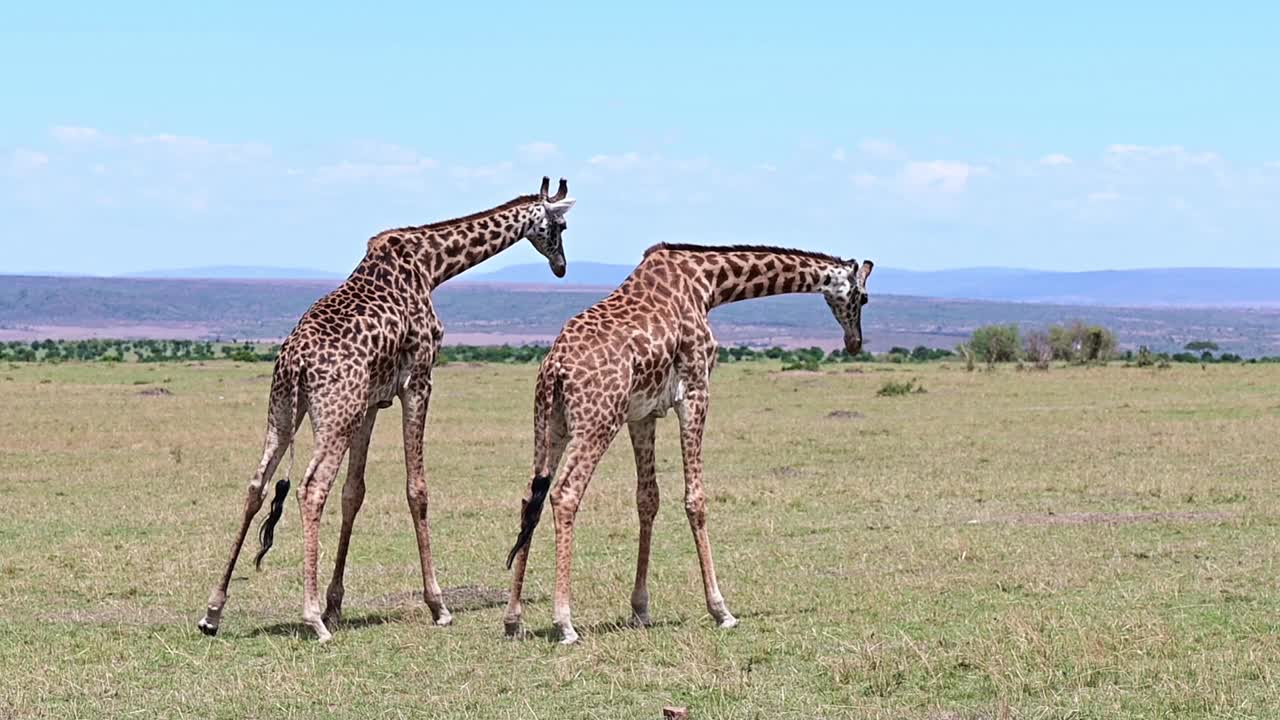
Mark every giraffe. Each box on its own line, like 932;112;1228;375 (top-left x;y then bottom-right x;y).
503;243;873;644
197;177;577;642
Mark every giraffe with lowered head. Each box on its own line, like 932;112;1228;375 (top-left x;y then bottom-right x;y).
198;177;577;642
504;243;873;644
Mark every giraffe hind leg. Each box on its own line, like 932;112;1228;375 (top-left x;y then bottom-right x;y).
198;412;296;636
322;407;379;630
504;403;568;637
627;418;659;629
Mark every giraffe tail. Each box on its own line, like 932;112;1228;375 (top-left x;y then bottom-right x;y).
253;361;304;570
505;368;560;569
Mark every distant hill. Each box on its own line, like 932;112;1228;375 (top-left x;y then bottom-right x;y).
470;262;1280;307
29;260;1276;307
465;261;634;286
4;275;1280;356
120;265;346;280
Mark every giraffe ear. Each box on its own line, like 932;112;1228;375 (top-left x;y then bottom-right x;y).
857;260;874;283
546;197;576;217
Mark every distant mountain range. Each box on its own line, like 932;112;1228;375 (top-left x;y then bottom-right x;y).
120;265;346;280
7;262;1280;308
5;274;1280;355
467;262;1280;308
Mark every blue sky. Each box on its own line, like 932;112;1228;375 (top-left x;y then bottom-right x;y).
2;2;1279;275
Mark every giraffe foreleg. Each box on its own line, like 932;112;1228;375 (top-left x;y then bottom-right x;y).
401;377;453;627
627;418;659;629
675;385;737;630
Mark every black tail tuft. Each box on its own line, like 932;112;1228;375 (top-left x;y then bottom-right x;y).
506;475;552;569
253;477;291;570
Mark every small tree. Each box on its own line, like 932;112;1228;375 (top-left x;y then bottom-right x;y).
1047;321;1115;363
1079;325;1115;363
970;324;1021;366
1184;340;1219;352
1024;330;1053;370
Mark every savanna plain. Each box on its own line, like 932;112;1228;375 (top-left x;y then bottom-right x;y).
2;359;1279;719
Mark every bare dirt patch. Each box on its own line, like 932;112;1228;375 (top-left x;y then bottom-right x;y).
972;510;1237;527
826;410;865;420
135;387;173;397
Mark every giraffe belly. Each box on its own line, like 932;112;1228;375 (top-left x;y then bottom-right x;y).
626;373;685;422
367;357;413;409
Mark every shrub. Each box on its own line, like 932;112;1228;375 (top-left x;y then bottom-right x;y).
969;324;1021;365
877;378;926;397
781;358;821;372
1047;321;1115;363
1184;340;1219;352
1024;330;1053;370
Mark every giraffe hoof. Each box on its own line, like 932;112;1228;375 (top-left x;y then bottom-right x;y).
504;620;526;639
558;628;580;645
321;608;341;631
433;609;454;627
628;613;653;629
196;618;219;637
717;615;739;630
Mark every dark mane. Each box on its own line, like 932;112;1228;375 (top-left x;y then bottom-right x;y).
379;194;540;236
643;242;848;264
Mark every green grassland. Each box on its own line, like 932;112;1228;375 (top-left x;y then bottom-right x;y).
2;360;1280;718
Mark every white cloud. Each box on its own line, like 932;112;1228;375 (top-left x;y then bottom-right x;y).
1105;144;1220;166
311;142;437;184
851;173;877;189
1265;160;1280;170
831;146;847;162
588;152;645;171
8;148;50;173
754;162;778;173
313;158;438;184
129;133;271;163
900;160;987;193
449;161;514;180
1040;153;1073;166
859;138;897;157
517;141;558;161
50;126;102;144
1088;191;1120;203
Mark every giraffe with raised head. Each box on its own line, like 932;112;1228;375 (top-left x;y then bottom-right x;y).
503;243;873;644
198;177;577;642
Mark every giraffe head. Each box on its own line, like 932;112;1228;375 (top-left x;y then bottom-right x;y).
821;259;874;355
524;177;576;278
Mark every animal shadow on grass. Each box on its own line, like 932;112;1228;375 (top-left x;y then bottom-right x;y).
247;612;402;639
246;585;519;639
524;608;767;643
527;616;683;643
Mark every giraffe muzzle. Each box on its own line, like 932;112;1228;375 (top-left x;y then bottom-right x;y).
844;329;863;356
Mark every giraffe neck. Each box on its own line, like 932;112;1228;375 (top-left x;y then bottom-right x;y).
366;196;541;289
664;248;844;310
